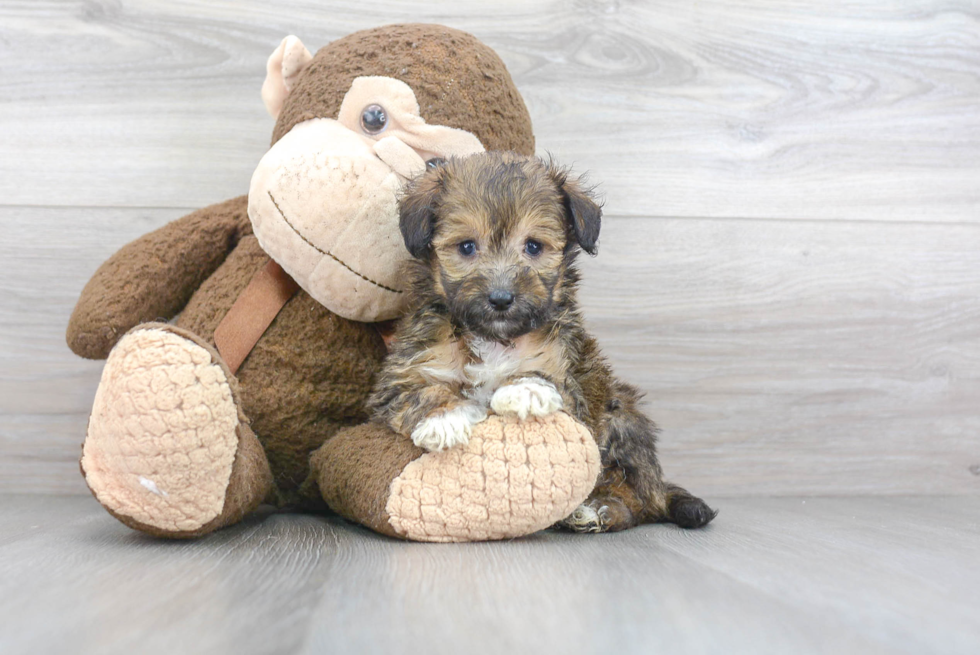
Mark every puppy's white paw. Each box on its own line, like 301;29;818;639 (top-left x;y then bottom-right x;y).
490;377;563;420
411;404;488;452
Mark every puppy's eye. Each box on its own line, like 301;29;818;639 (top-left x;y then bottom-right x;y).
426;158;446;170
524;239;543;256
458;240;477;257
360;104;387;134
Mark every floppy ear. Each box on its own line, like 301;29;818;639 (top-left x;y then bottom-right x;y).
399;169;445;259
551;165;602;255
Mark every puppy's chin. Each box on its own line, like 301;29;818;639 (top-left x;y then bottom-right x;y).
468;317;533;342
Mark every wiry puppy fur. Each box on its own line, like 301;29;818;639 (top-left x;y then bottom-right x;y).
368;152;716;532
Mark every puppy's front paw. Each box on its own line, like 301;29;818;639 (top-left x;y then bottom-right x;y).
490;377;563;420
411;404;488;452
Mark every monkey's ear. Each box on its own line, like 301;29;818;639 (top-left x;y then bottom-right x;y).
261;36;313;120
551;164;602;255
399;170;445;259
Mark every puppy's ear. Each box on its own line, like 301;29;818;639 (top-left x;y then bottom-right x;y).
549;162;602;255
399;169;445;259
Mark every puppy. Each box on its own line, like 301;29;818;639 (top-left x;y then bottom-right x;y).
368;152;716;532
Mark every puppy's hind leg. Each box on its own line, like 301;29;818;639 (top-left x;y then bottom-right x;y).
556;473;718;532
557;380;717;532
554;468;643;533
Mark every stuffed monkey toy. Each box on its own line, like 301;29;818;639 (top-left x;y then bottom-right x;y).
67;24;600;542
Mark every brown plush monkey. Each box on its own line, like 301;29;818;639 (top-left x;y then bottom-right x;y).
67;24;600;541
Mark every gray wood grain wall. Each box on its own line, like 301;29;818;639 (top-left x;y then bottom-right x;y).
1;0;977;495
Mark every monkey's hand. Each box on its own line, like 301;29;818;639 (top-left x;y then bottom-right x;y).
490;377;564;420
410;404;488;452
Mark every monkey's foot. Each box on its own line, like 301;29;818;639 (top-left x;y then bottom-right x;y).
80;324;272;538
316;412;602;542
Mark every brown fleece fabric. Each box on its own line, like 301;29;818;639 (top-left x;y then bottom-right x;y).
175;236;389;505
67;196;253;360
273;24;535;155
311;421;425;539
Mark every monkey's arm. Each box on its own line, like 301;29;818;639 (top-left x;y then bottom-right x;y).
67;196;252;359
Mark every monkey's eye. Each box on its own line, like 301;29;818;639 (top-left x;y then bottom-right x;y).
360;104;387;134
458;240;477;257
524;239;543;256
426;158;446;170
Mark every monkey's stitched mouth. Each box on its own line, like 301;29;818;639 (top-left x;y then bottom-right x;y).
267;191;403;295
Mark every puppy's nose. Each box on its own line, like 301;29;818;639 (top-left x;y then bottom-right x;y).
488;289;515;311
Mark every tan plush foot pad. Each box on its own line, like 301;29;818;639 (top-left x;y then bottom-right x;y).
81;327;241;533
385;412;601;542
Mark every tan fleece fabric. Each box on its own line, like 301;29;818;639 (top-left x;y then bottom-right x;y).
385;412;601;542
249;117;407;323
262;36;314;119
311;413;600;542
81;323;275;538
246;119;419;322
337;76;486;160
373;135;426;180
93;420;276;540
249;77;484;323
81;326;242;533
272;24;535;155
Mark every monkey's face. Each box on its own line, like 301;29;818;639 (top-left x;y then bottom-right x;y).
400;153;603;342
249;58;485;322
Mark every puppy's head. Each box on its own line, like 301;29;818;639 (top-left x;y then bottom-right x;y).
399;152;602;341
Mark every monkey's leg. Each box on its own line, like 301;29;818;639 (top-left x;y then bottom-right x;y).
311;413;602;542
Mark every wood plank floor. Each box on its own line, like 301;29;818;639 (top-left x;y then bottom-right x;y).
1;494;978;655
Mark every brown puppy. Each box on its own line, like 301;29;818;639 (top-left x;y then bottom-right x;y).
368;152;716;532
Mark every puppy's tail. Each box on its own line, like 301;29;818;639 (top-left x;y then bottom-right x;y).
663;484;718;529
